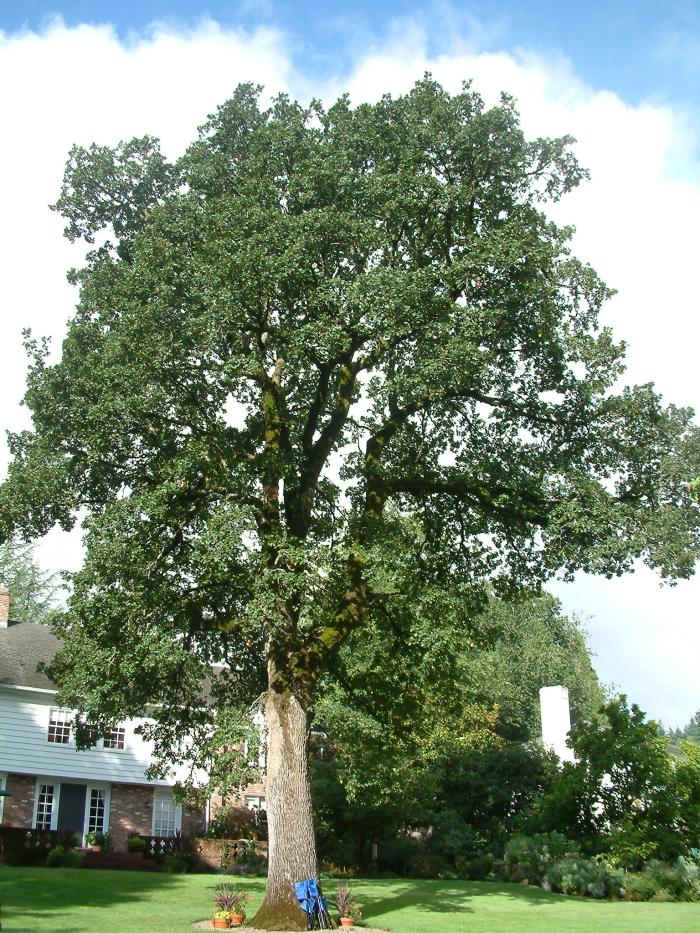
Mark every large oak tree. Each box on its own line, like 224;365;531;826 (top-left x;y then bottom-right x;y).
2;79;699;927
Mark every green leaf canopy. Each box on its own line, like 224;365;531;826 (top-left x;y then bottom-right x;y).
1;78;698;770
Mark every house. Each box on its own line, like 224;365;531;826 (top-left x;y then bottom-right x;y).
0;585;210;851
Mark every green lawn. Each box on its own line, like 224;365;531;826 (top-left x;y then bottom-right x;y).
2;866;700;932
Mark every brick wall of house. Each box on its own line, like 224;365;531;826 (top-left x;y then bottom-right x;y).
209;779;267;816
2;773;36;827
108;784;206;851
182;803;207;839
109;783;153;852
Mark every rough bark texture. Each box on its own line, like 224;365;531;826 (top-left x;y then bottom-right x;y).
249;671;317;931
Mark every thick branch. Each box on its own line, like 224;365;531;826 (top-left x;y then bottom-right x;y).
387;475;550;528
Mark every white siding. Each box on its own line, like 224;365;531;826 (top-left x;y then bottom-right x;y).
0;686;170;785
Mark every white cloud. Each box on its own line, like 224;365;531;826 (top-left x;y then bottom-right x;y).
0;17;698;725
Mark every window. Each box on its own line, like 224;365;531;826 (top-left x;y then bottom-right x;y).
152;790;181;837
47;709;71;744
35;784;56;829
87;788;106;834
244;795;266;811
103;725;126;750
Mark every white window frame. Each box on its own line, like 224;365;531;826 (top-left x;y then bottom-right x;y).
151;788;182;837
102;724;127;751
33;778;61;831
244;795;266;811
0;773;7;823
47;708;73;745
82;782;111;844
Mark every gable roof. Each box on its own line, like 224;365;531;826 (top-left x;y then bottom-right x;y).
0;620;61;691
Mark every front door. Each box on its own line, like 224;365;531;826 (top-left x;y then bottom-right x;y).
57;783;87;838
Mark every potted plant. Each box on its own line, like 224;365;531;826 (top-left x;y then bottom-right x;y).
333;882;362;927
86;830;108;852
229;888;250;927
212;909;231;929
214;884;250;928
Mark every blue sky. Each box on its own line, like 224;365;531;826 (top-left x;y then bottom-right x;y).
4;1;700;109
0;3;698;727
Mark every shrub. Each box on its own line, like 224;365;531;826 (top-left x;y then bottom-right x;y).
503;832;578;884
0;828;57;866
164;853;190;873
55;829;81;849
543;856;624;899
455;852;494;880
405;853;455;879
219;838;268;876
429;811;476;861
127;835;146;853
650;888;676;902
86;830;109;849
641;857;700;902
206;806;266;840
46;845;84;868
623;872;663;901
375;835;423;875
319;862;358;878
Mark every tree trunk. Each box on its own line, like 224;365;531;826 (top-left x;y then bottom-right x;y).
249;667;317;930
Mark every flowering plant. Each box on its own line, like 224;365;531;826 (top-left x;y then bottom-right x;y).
332;883;362;919
215;884;250;914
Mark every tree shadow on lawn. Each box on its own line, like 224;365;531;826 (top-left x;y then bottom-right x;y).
0;864;250;933
357;879;564;922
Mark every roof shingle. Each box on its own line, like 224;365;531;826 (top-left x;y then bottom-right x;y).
0;620;61;691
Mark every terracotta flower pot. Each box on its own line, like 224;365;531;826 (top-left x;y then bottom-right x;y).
230;914;245;928
212;918;230;929
340;919;355;927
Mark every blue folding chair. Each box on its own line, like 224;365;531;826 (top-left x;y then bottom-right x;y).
294;877;335;929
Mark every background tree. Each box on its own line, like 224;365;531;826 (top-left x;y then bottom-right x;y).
0;536;63;625
1;79;699;928
531;696;698;867
312;590;600;872
668;710;700;745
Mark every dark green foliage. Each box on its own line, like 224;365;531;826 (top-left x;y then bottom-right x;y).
669;710;700;746
532;698;700;867
440;742;560;848
463;593;604;742
1;78;698;778
622;859;700;902
311;592;595;873
163;853;190;873
542;856;624;899
220;840;269;876
205;806;266;841
46;846;83;869
503;832;578;884
0;828;58;866
126;835;146;853
0;537;63;623
2;80;699;910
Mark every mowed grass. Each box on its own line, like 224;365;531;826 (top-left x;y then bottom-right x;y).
2;866;700;933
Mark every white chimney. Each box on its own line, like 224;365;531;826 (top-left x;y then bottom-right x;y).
0;586;10;628
540;685;575;764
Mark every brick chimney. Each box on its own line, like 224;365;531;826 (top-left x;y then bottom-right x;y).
0;586;10;628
